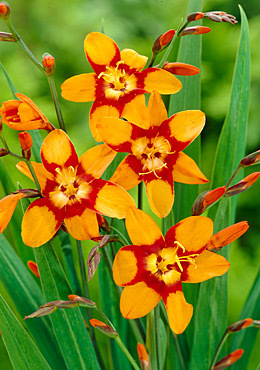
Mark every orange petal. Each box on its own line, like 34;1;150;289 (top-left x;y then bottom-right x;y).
142;68;182;94
84;32;120;73
125;207;163;245
120;49;147;71
65;208;99;240
94;180;136;219
22;198;63;247
61;73;96;102
16;161;53;192
163;62;200;76
113;248;138;286
145;178;174;218
182;250;230;283
122;95;150;129
207;221;249;250
165;216;213;252
0;193;23;233
90;102;121;142
147;91;168;127
120;282;161;319
27;261;40;278
137;343;149;369
79;144;117;179
172;151;208;184
96;116;133;149
110;155;141;191
164;290;193;334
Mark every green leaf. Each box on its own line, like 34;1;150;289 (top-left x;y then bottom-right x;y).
190;6;250;369
0;233;65;369
34;243;100;370
230;268;260;369
0;296;51;370
0;62;17;98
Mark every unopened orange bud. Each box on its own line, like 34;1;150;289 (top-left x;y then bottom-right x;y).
137;343;150;370
0;32;15;42
24;305;58;320
152;29;175;53
96;213;110;232
213;349;244;370
68;294;96;307
191;186;225;216
187;12;204;22
42;53;55;75
19;131;33;160
180;26;211;36
228;318;253;333
0;147;8;157
0;2;10;19
27;260;40;278
207;221;249;251
163;62;200;76
13;188;39;198
90;319;118;338
225;172;260;197
240;149;260;167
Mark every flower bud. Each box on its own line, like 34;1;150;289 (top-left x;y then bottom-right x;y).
225;172;260;197
24;305;58;320
87;245;101;282
13;188;39;198
42;53;55;75
19;131;33;160
89;319;118;338
204;11;237;25
68;294;96;307
27;260;40;278
96;213;110;232
152;29;175;54
227;318;253;333
180;26;211;36
163;62;200;76
0;32;15;42
240;149;260;167
0;2;10;20
137;343;150;370
191;186;225;216
207;221;249;251
0;147;8;157
187;12;204;22
213;349;244;370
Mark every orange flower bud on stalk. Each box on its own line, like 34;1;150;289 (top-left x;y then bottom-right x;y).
0;32;15;42
68;294;96;307
187;12;204;22
207;221;249;251
227;318;253;333
180;26;211;36
163;62;200;76
19;131;33;160
137;343;150;370
213;349;244;370
152;29;175;53
204;11;237;25
42;53;55;75
27;260;40;278
90;319;118;338
24;305;58;320
0;2;10;19
225;172;260;196
240;149;260;167
191;186;226;216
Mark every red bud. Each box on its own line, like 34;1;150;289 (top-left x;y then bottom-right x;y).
240;149;260;167
27;261;40;278
68;294;96;307
0;2;10;19
90;319;118;338
225;172;260;196
191;186;225;216
207;221;249;251
163;62;200;76
187;12;204;22
228;318;253;333
19;132;33;160
42;53;55;75
180;26;211;36
152;29;175;53
137;343;150;370
213;349;244;369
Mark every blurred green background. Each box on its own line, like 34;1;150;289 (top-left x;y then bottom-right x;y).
0;0;259;368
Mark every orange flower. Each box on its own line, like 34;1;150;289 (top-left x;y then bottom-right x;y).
61;32;182;141
97;91;208;218
0;193;24;233
0;93;54;131
113;208;233;334
16;129;136;247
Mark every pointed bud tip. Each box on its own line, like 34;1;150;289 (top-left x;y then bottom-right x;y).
152;29;175;53
137;343;150;369
213;349;244;369
27;260;40;278
191;187;225;215
228;318;253;332
187;12;204;22
240;149;260;167
90;319;118;338
180;26;211;36
225;172;260;197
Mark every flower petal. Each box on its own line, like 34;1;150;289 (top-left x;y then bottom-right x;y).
84;32;121;74
145;178;174;218
61;73;96;102
113;247;138;286
122;95;150;129
79;144;117;179
65;208;99;240
207;221;249;250
41;129;78;175
148;91;168;127
22;198;63;247
16;161;54;192
110;155;142;190
172;151;208;184
90;101;121;142
165;216;213;253
0;193;23;233
120;49;147;71
182;250;230;283
140;68;182;94
125;207;164;246
164;288;193;334
120;282;161;319
162;110;205;151
90;179;136;219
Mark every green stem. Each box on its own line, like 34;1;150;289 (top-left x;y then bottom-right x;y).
148;52;157;68
225;165;242;189
158;32;178;68
209;330;229;370
76;240;89;300
138;182;143;210
47;75;66;132
115;336;141;370
154;305;162;370
25;159;42;194
172;333;187;370
109;225;130;245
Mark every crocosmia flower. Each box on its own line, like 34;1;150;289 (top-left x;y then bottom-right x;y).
0;93;54;131
61;32;182;141
113;208;238;334
97;91;208;218
17;129;136;247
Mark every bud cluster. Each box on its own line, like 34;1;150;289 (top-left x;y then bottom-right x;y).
204;11;237;25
